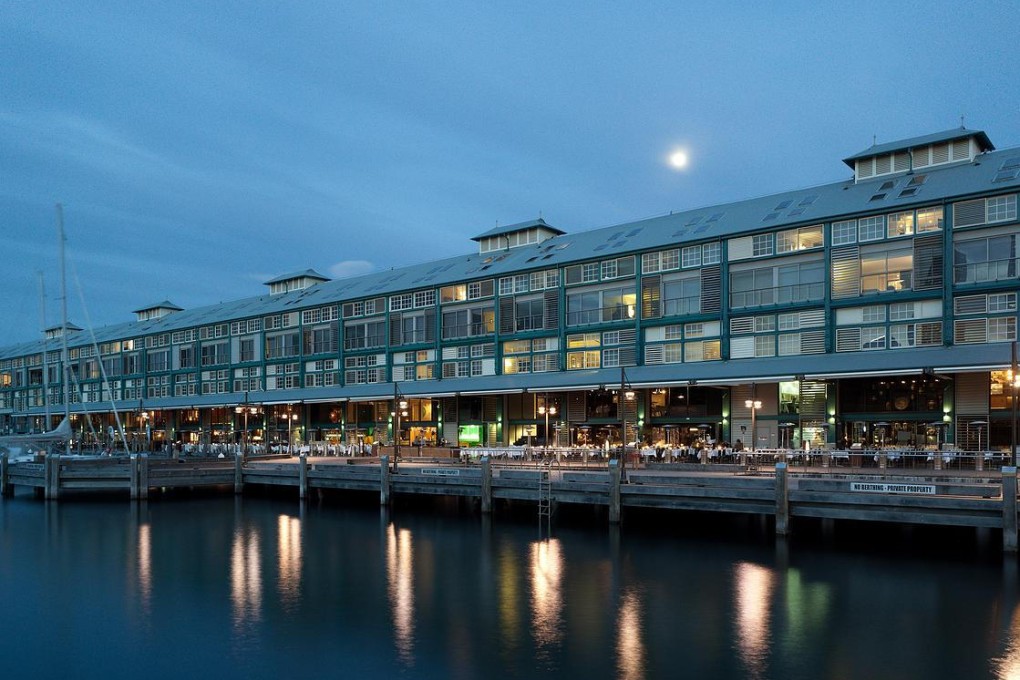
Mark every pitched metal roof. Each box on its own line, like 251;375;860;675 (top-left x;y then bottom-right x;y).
842;127;994;166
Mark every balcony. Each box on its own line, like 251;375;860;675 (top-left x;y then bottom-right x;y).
729;282;825;309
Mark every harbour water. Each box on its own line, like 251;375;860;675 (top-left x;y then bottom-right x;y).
2;493;1019;679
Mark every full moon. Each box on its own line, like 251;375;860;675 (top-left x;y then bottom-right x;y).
669;149;689;169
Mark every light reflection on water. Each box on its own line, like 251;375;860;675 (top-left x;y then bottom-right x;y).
276;514;302;612
529;538;564;651
386;522;415;666
734;561;775;679
1;497;1017;679
616;588;645;680
230;526;262;630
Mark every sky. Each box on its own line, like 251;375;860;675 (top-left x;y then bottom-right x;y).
2;1;1019;347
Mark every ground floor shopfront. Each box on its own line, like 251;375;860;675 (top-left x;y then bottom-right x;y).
7;369;1018;456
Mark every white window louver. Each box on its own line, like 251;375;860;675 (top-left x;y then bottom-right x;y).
954;295;988;316
836;328;862;352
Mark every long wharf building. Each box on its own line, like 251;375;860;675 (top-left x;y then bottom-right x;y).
2;127;1019;453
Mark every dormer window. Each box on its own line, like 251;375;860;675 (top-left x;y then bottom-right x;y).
845;128;994;183
132;301;183;322
471;218;566;255
264;269;330;295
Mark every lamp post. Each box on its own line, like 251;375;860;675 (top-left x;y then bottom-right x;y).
538;398;557;458
620;367;636;480
234;391;259;460
287;409;299;456
393;383;408;469
744;383;762;457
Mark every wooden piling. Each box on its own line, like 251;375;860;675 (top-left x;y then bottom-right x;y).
130;454;140;500
380;455;391;506
0;452;9;497
775;462;789;536
609;459;621;524
480;456;492;514
139;454;149;500
45;454;60;501
298;454;308;500
1003;467;1017;553
234;453;243;494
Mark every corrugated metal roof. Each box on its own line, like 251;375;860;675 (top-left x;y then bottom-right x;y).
842;127;994;165
3;135;1020;358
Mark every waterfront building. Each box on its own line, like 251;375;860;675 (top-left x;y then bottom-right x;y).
1;126;1018;454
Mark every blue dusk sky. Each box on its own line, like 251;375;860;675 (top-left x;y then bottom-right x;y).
2;1;1019;346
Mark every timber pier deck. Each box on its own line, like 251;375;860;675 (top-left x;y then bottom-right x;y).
2;452;1018;551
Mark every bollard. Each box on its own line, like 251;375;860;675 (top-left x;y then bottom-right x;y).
380;455;391;506
1004;467;1018;553
298;454;308;500
609;459;621;524
775;462;789;536
234;453;243;495
481;456;492;514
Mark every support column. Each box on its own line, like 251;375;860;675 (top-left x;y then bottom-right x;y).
380;455;391;506
775;462;789;536
1;452;9;497
234;453;243;495
480;456;492;514
298;453;308;500
609;458;621;524
878;451;887;469
1004;467;1017;553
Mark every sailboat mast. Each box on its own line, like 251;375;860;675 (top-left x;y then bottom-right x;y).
57;203;70;422
38;272;51;427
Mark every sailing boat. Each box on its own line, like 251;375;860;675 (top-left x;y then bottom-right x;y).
0;205;74;460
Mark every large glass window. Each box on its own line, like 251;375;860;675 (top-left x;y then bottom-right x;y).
861;247;913;293
662;277;701;316
954;234;1020;284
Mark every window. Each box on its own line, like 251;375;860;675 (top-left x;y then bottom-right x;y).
515;298;544;331
887;212;914;238
954;234;1020;284
861;247;913;294
441;305;495;339
566;286;637;326
702;242;721;265
916;207;943;233
752;234;773;257
858;216;885;242
681;245;702;268
988;195;1018;223
777;225;823;253
661;276;701;316
832;219;857;246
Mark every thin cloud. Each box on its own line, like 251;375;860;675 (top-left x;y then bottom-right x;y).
329;260;376;279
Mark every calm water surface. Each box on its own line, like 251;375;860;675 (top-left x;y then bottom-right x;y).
2;492;1020;679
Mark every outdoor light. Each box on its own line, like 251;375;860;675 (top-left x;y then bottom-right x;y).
620;367;636;480
538;398;558;456
744;384;762;453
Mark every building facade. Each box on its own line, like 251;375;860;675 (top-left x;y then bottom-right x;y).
1;127;1018;453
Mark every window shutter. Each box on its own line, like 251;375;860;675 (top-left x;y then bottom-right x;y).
954;199;985;227
831;247;861;299
499;297;514;334
543;290;559;330
913;234;943;290
701;266;721;313
641;274;661;319
389;313;402;346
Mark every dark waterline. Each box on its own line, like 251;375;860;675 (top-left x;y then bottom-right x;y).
2;492;1020;680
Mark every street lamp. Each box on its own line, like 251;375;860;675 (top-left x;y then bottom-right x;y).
744;383;762;454
620;367;636;479
287;409;299;455
538;398;558;458
393;383;409;468
234;391;259;459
